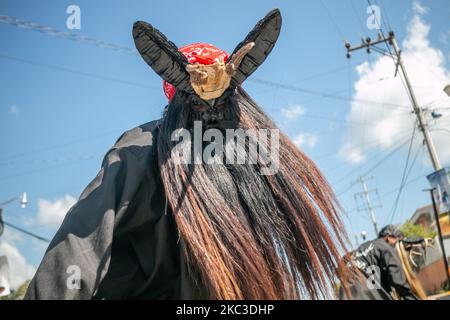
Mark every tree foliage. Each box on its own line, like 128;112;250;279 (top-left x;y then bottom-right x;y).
0;280;30;300
400;221;436;239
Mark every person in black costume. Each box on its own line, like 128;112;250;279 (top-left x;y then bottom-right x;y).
25;9;351;300
339;225;418;300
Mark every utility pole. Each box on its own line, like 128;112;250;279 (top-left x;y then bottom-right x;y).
354;176;380;236
345;31;442;171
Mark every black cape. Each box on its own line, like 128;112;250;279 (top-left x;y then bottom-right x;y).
339;238;417;300
25;120;208;299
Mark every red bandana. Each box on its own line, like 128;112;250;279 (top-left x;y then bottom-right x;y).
163;43;229;101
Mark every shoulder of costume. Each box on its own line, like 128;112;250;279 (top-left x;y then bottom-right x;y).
102;119;162;167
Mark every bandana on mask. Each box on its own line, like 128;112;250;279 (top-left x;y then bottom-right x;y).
163;43;229;102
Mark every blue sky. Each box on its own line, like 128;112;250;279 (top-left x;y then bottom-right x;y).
0;0;449;287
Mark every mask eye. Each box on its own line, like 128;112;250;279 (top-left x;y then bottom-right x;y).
215;99;227;110
191;96;207;111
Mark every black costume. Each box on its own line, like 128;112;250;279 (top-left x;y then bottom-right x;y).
341;238;417;300
25;121;207;299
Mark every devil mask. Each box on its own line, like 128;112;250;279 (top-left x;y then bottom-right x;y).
133;9;281;127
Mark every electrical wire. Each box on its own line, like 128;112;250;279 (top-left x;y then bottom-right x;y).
3;220;50;243
319;0;347;42
0;154;96;168
0;128;122;164
316;126;413;162
387;122;419;223
375;0;394;31
1;13;417;117
370;0;421;123
361;137;412;177
379;171;425;200
348;0;367;35
0;155;99;182
0;53;159;91
0;15;137;55
291;65;350;85
249;77;411;110
333;134;412;197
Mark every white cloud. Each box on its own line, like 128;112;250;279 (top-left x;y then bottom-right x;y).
1;228;23;244
339;146;366;165
0;229;36;290
412;1;429;15
281;105;305;119
293;133;318;148
340;2;450;165
37;195;76;229
0;242;35;290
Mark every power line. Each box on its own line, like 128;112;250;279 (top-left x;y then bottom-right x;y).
361;0;417;119
3;220;50;243
291;65;350;85
275;88;349;107
273;107;411;128
0;154;97;168
1;53;413;131
0;53;160;91
379;169;426;201
334;134;412;197
5;51;407;115
325;135;411;182
0;129;121;164
1;14;415;118
361;137;412;177
333;140;408;196
387;122;419;223
0;15;137;55
319;0;347;41
249;77;411;110
1;12;420;124
317;127;412;162
348;0;368;36
1;13;367;106
375;0;394;31
431;128;450;137
0;155;99;182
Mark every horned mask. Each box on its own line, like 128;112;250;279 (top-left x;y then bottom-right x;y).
133;9;282;102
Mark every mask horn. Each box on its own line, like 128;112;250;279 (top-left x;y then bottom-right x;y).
229;9;282;87
133;21;194;94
